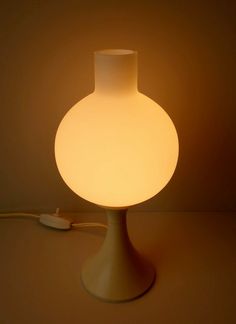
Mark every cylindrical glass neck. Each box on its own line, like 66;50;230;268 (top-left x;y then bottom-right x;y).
94;49;138;95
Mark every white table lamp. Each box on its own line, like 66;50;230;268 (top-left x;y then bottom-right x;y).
55;49;179;302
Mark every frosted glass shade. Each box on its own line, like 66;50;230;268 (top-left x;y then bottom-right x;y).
55;49;179;208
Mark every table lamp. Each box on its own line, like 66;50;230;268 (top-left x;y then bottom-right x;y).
55;49;179;302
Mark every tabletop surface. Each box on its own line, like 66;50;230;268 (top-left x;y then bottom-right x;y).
0;212;235;324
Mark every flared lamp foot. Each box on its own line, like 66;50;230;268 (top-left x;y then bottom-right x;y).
81;209;156;302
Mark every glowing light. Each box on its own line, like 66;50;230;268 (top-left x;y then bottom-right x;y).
55;49;179;208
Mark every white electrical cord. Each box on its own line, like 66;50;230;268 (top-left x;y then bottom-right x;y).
72;222;108;229
0;213;40;219
0;209;107;231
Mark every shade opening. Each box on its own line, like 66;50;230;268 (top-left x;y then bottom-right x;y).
96;49;136;56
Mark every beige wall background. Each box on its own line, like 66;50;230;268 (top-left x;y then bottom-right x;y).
0;0;235;212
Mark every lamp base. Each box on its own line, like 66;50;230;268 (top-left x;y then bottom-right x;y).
81;209;155;302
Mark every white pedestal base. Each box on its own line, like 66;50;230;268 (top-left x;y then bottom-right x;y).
81;209;155;302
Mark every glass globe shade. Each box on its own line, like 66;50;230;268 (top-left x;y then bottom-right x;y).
55;49;179;208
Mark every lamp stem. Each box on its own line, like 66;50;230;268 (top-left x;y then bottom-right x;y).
81;209;155;302
104;209;131;253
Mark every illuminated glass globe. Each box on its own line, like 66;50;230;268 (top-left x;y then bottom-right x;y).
55;49;178;208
